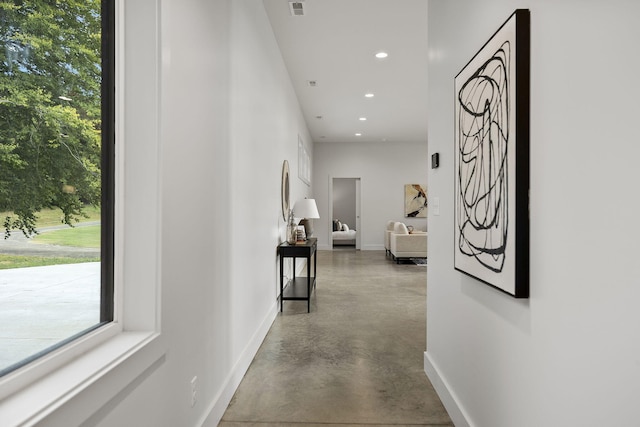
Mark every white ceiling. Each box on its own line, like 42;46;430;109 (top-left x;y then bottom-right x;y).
263;0;429;144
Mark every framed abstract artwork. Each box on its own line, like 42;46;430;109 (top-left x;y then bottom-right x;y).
405;184;427;218
454;9;530;298
281;160;290;221
298;135;311;186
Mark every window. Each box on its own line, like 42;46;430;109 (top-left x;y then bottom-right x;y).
0;0;114;376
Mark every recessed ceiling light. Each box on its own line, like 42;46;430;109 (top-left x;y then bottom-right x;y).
359;117;367;121
355;133;362;136
375;51;388;59
365;93;374;98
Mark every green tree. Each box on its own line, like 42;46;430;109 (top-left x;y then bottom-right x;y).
0;0;102;236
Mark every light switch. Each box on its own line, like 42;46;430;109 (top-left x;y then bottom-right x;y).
432;197;440;216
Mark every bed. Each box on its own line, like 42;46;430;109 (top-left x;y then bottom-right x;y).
332;220;356;246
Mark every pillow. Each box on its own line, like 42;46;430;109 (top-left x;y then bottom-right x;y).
342;223;349;231
336;220;342;232
394;222;409;234
386;220;396;231
332;219;340;231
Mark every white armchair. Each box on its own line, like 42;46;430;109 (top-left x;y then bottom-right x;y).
384;221;396;255
390;222;427;263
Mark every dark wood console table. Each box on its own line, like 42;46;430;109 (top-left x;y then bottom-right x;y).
278;238;317;312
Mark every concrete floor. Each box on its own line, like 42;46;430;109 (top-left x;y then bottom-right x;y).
220;249;452;427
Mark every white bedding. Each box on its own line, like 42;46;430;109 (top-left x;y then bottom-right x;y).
332;221;356;246
332;229;357;241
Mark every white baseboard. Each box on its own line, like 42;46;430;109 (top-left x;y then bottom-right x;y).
200;303;278;426
424;351;472;427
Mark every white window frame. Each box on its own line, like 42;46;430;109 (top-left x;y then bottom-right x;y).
0;1;165;425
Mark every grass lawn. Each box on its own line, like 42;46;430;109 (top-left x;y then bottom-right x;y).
33;225;100;248
0;205;101;229
0;254;99;270
0;207;101;269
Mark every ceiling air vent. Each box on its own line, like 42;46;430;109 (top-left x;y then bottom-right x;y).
289;2;305;16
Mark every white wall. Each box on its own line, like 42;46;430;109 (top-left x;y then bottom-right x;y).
314;141;428;250
425;1;640;426
78;1;312;426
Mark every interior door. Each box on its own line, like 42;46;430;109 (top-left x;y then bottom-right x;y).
355;178;361;250
330;177;361;250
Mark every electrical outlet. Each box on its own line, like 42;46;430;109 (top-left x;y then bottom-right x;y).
190;376;198;408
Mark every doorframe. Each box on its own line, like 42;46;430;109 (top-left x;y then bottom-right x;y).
328;176;362;250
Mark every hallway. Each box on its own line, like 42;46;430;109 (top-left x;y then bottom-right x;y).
220;250;452;426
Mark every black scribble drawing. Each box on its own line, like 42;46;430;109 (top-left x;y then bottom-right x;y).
456;41;510;273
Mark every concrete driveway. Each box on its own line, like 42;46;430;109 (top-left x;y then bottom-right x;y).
0;224;101;373
0;262;100;372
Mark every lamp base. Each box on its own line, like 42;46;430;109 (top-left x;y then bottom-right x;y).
299;218;314;238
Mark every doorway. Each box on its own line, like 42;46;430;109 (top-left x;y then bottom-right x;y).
329;177;361;250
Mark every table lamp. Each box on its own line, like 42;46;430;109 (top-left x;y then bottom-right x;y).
293;198;320;238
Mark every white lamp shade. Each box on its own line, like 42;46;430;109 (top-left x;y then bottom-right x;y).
293;198;320;219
